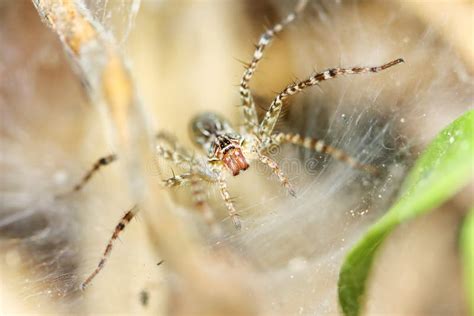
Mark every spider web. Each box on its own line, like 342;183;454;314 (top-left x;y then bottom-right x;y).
0;0;471;315
0;0;144;313
83;0;141;46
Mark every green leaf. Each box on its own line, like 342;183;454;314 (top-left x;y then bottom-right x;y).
338;110;474;316
461;207;474;316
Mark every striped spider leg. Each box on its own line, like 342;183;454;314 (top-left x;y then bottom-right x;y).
155;132;219;229
79;170;213;290
268;133;379;175
258;59;405;140
254;58;405;175
79;156;216;290
240;0;308;134
54;154;117;198
81;205;138;290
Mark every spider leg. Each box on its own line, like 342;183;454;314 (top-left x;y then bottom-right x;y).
155;133;195;168
56;154;117;198
162;168;218;188
189;172;220;234
162;172;195;187
164;170;223;232
81;205;139;290
270;132;379;175
216;173;241;230
156;144;195;168
155;132;192;157
256;151;296;197
155;134;220;229
239;0;308;134
258;58;405;139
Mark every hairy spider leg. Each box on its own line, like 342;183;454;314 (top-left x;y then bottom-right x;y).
258;58;405;139
155;145;194;168
163;167;237;231
216;173;241;230
155;141;195;168
189;171;220;234
60;132;195;199
156;132;194;160
256;150;296;197
80;170;213;289
269;132;379;175
162;172;198;187
56;154;117;198
239;0;308;134
157;158;231;234
62;132;188;199
155;136;220;230
81;205;138;290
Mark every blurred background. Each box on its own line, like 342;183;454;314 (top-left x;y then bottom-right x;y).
0;0;472;315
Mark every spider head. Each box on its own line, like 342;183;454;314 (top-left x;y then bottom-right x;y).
213;135;249;176
190;112;249;176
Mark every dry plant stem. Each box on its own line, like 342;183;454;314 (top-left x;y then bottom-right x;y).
32;1;258;314
32;0;137;181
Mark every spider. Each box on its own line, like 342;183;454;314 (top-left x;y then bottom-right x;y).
68;0;403;290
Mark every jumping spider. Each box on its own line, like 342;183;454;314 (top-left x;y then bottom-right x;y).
68;0;403;290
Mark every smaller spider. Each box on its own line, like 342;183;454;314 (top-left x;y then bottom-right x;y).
65;0;403;290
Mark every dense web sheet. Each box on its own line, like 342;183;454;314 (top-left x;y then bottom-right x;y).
0;0;146;312
84;0;141;46
0;0;472;315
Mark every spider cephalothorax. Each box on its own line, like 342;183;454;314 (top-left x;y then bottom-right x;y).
71;0;404;290
191;112;249;176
